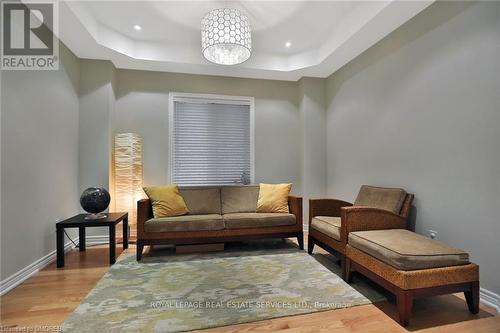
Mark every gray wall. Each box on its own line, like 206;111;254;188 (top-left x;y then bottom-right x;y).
299;78;328;223
79;60;116;194
1;44;81;280
114;70;303;196
78;60;116;236
325;1;500;294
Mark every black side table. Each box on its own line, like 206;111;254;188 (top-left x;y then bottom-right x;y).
56;212;128;268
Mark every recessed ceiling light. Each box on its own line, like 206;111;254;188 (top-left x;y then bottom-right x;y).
285;41;292;48
133;24;142;31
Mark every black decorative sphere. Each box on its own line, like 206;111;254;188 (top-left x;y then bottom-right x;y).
80;187;110;214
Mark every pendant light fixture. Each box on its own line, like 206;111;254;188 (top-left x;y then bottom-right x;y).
201;8;252;65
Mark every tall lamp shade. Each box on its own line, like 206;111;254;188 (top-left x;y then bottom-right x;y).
114;133;143;231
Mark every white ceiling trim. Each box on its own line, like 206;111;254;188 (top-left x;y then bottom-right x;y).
57;0;434;81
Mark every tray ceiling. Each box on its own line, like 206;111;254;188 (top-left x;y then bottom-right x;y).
55;1;434;81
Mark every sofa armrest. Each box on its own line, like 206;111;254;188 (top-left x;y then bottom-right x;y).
137;199;153;239
309;198;352;228
340;206;406;241
288;196;303;228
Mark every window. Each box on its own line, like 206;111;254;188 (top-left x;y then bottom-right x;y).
168;93;255;186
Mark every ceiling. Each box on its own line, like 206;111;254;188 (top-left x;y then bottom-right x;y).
56;1;434;81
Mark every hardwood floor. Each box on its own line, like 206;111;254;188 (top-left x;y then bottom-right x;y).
1;243;498;332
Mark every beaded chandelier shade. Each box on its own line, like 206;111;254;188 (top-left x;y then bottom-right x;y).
201;8;252;65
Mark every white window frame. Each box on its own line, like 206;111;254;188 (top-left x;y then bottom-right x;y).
168;92;255;185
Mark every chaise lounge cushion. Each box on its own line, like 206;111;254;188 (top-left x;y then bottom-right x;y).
223;212;295;229
311;216;341;241
349;229;469;271
144;214;224;232
354;185;407;214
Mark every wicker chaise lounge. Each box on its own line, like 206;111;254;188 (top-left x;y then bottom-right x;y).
344;229;479;326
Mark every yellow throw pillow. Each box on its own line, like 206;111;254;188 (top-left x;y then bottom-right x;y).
143;185;188;218
256;183;292;213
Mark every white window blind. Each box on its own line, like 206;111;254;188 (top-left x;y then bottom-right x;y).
172;100;251;186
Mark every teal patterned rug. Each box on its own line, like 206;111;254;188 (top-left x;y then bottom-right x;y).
62;241;385;333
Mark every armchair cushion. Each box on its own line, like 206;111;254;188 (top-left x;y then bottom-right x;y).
354;185;407;214
349;229;469;270
311;216;341;241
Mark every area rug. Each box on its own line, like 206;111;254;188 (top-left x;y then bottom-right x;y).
62;241;385;333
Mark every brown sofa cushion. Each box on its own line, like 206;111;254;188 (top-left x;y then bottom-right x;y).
354;185;407;214
311;216;341;241
179;187;221;215
221;185;259;214
223;212;295;229
144;214;224;232
349;229;469;271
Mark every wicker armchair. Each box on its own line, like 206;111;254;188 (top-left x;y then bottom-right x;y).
308;185;414;278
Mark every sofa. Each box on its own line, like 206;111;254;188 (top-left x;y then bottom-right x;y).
136;185;303;260
308;185;414;278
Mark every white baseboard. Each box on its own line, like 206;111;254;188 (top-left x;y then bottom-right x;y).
480;288;500;314
0;235;110;296
0;238;76;296
85;235;110;245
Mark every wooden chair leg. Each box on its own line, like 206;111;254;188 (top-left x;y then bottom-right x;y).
343;256;352;283
297;233;304;250
136;242;144;261
396;289;413;327
465;281;480;314
307;235;315;254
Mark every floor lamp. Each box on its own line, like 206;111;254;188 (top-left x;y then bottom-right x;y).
114;133;143;239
